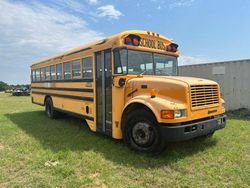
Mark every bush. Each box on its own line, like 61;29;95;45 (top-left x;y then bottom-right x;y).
0;81;9;91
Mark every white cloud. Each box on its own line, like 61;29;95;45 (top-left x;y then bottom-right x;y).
178;55;214;66
170;0;195;8
87;0;99;5
53;0;85;12
0;0;104;84
96;5;123;20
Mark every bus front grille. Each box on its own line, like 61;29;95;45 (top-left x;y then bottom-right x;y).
190;85;219;109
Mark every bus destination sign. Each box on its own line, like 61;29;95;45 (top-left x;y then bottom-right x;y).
139;38;169;51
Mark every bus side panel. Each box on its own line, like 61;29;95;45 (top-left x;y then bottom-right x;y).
31;82;96;131
52;97;94;120
32;93;45;105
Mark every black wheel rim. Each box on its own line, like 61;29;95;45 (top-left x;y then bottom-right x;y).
131;122;155;147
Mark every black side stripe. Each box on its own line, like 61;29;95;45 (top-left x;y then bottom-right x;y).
31;78;93;83
31;87;93;92
32;91;94;101
54;107;94;121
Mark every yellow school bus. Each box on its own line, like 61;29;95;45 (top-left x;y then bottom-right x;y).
31;30;226;153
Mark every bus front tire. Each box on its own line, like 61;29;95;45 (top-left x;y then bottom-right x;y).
45;97;57;119
123;109;166;154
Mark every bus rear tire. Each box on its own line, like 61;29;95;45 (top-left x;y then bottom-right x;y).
45;97;57;119
123;109;166;154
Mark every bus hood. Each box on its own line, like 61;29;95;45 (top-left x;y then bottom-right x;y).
157;76;218;85
126;76;219;104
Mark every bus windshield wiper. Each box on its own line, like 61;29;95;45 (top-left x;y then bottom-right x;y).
137;70;146;77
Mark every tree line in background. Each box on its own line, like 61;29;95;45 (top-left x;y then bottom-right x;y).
0;81;30;92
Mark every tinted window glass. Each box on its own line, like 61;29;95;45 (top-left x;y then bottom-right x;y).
82;57;93;79
35;69;40;81
50;65;56;80
56;64;62;80
114;49;127;74
154;54;177;76
32;70;35;81
45;67;50;80
128;50;153;74
64;62;71;79
114;49;178;76
41;68;46;81
72;60;81;78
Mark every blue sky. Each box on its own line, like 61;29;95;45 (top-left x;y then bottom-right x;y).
0;0;250;84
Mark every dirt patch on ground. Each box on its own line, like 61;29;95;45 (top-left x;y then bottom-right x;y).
226;108;250;119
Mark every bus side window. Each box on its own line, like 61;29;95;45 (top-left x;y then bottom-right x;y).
50;65;56;80
32;70;35;81
56;64;62;80
35;69;40;81
82;57;93;79
41;68;46;81
72;59;81;79
64;62;71;80
45;66;50;81
41;68;45;81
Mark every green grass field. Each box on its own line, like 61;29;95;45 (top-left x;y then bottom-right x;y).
0;93;249;187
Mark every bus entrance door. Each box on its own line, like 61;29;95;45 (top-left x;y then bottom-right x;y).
95;49;112;136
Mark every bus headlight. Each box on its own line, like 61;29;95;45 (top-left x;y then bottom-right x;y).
161;109;187;119
174;109;187;118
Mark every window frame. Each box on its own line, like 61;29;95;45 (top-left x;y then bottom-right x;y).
72;59;81;79
63;62;71;80
45;66;50;81
40;67;46;81
50;65;56;80
35;69;41;81
113;48;178;76
56;63;63;80
32;70;36;81
127;50;154;75
82;56;93;79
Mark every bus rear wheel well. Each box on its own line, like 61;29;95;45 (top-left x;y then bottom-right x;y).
44;95;52;105
121;103;157;130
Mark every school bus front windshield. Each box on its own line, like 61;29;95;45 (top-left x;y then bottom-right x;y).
114;48;178;76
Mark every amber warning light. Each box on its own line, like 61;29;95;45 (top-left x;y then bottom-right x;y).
124;34;178;53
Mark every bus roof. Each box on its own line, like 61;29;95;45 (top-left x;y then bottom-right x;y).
31;30;175;66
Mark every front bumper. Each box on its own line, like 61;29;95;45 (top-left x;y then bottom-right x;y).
159;114;227;142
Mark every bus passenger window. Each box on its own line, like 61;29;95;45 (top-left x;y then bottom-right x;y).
32;70;35;81
56;64;62;80
82;57;93;79
50;65;56;80
72;60;81;79
35;69;40;81
41;68;46;81
45;67;50;80
64;62;71;80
